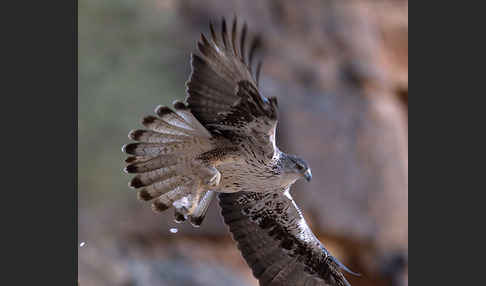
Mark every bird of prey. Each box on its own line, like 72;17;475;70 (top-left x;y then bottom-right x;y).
122;17;358;286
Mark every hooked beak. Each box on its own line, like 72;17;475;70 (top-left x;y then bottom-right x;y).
303;169;312;182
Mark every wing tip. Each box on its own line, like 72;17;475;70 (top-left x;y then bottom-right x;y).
198;16;263;77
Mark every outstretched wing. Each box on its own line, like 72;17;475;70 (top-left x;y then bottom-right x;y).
219;189;357;286
186;17;279;160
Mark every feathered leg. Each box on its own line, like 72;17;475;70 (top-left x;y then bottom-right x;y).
190;190;217;227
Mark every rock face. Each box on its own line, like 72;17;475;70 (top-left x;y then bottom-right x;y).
176;1;408;283
79;0;407;285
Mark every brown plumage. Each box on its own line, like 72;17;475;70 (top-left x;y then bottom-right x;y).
122;16;357;285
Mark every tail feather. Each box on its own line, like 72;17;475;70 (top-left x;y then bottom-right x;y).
124;154;180;174
128;129;188;144
137;176;192;202
129;166;178;188
125;155;153;164
152;185;193;212
155;105;195;130
122;141;203;157
172;100;212;138
123;101;215;221
142;115;199;137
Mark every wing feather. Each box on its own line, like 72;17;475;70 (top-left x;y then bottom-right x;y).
186;16;278;161
219;189;355;286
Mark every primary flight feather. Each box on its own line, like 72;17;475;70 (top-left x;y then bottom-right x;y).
122;16;357;286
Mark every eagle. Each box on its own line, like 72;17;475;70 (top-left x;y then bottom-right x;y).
122;17;358;286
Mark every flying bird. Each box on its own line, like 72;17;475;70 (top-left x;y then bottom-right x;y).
122;17;358;286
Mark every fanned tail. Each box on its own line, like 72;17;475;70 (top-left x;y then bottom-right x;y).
122;101;214;216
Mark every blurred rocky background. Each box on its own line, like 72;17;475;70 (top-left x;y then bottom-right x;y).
78;0;408;285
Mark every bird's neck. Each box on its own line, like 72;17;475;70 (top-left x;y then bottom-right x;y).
268;153;300;190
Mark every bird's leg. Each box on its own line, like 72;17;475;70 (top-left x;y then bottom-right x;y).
185;195;201;216
193;147;239;189
192;159;222;189
173;177;202;220
172;159;221;223
203;166;221;188
188;190;216;227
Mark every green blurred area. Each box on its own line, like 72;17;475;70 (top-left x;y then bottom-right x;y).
78;0;190;206
78;1;408;285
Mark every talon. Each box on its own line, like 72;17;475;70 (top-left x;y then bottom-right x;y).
174;209;187;223
178;206;190;215
189;215;204;228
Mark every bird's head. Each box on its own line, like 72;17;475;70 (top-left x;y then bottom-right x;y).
281;154;312;182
